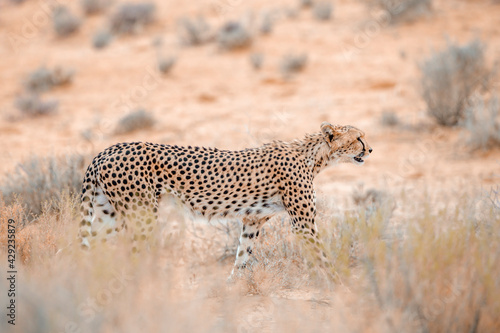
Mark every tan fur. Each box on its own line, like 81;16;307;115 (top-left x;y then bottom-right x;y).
78;122;372;278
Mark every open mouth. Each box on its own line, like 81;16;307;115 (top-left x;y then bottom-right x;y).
353;152;365;164
353;156;364;163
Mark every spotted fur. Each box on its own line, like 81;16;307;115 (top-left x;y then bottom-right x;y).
79;122;372;278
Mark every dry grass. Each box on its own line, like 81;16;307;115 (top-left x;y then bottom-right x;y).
464;96;500;150
0;154;86;220
367;0;432;24
1;175;498;332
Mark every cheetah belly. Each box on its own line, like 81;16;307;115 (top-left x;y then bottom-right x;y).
162;187;286;220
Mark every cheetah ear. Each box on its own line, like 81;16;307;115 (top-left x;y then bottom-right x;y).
321;122;346;145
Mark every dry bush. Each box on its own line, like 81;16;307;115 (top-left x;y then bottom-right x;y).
299;0;314;8
249;53;264;70
380;110;399;127
81;0;109;16
177;17;213;46
110;3;156;34
23;66;74;93
15;94;59;116
280;53;308;78
259;11;274;35
313;1;333;21
0;154;86;220
420;38;492;126
53;6;81;37
216;21;252;51
367;0;432;24
464;96;500;150
157;56;176;74
92;29;113;49
114;108;155;134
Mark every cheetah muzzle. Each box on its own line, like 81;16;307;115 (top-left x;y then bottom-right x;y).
78;122;372;281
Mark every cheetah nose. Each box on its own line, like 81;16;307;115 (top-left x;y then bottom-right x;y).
369;148;373;153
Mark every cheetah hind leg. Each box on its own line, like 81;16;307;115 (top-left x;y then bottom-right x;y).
79;186;120;249
128;201;160;253
228;217;268;281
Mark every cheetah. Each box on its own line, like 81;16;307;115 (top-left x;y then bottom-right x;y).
78;122;372;278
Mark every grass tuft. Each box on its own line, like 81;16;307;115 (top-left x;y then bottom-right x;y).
216;21;252;51
53;6;81;37
114;108;156;134
15;94;59;116
0;154;86;220
110;3;156;34
464;96;500;150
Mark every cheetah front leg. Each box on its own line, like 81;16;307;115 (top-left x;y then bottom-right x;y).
229;217;269;280
281;186;339;282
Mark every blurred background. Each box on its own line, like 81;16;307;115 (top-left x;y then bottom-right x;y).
1;0;498;193
0;1;499;332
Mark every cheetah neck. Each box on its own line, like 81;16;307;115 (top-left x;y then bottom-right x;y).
288;132;333;177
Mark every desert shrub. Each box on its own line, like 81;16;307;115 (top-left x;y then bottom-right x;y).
52;6;81;37
313;1;333;21
114;108;155;134
81;0;109;15
380;110;399;126
177;17;213;46
0;154;86;220
464;96;500;150
92;29;113;49
367;0;432;24
259;11;274;35
280;53;308;78
299;0;313;8
157;55;176;74
23;66;74;93
216;21;252;51
15;94;59;116
249;53;264;70
420;38;492;126
110;3;156;34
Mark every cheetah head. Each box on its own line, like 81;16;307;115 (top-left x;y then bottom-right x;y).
321;122;372;165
